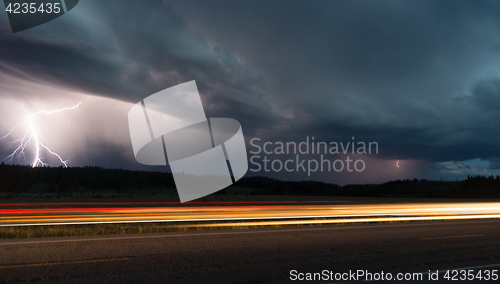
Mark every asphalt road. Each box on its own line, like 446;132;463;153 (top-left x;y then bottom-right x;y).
0;219;500;283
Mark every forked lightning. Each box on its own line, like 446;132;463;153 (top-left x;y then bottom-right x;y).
0;102;81;167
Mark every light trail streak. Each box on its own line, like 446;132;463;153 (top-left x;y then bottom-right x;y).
0;202;499;227
0;200;352;206
1;102;81;167
396;160;399;167
0;258;130;269
1;213;500;228
180;214;500;228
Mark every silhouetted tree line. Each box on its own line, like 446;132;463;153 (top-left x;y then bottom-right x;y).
233;176;344;196
235;175;500;199
0;163;175;194
1;163;500;198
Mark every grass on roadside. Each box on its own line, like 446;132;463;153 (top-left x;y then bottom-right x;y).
0;216;472;239
0;223;198;238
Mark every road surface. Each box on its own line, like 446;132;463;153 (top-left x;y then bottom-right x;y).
0;219;499;283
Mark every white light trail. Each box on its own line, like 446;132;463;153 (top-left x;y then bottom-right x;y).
396;160;400;167
0;102;81;167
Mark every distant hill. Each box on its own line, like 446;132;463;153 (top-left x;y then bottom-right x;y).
1;163;499;199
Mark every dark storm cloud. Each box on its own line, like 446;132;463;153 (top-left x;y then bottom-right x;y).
170;0;500;168
0;0;281;137
472;79;500;111
2;0;500;182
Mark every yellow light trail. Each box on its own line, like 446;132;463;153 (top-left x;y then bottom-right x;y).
0;202;499;227
177;214;500;228
0;258;130;269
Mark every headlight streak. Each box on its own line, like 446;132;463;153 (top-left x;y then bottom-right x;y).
0;202;499;227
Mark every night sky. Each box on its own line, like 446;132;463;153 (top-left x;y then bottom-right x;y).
1;0;500;184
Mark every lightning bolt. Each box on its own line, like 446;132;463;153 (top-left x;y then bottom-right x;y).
396;160;400;167
0;102;81;168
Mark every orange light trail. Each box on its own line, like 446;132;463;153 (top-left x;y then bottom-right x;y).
0;202;499;227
